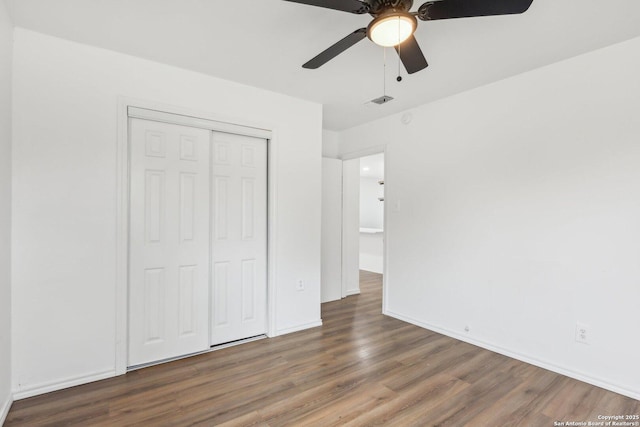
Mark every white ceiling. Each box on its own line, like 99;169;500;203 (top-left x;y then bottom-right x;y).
5;0;640;130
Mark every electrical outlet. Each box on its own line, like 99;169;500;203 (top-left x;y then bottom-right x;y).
296;280;305;291
575;322;590;345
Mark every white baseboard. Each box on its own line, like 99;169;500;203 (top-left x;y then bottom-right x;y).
13;370;116;401
1;393;12;425
384;310;640;401
344;288;361;297
276;320;323;336
12;324;319;400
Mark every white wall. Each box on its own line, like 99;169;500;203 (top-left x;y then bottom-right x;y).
339;36;640;399
341;159;360;297
359;233;383;274
359;177;384;274
321;158;342;303
359;177;383;229
322;129;340;159
11;29;322;398
0;0;12;421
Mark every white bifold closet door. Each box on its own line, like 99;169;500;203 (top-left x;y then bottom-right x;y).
210;132;267;346
128;118;211;366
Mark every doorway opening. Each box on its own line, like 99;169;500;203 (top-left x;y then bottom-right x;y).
357;153;385;277
352;153;385;310
320;151;385;310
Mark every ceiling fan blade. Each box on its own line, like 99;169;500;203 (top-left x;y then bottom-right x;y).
303;28;367;69
394;35;429;74
418;0;533;21
283;0;369;14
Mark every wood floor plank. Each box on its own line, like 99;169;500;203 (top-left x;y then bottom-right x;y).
343;374;470;427
468;368;562;425
6;270;639;426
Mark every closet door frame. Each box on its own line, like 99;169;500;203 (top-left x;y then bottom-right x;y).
115;98;277;375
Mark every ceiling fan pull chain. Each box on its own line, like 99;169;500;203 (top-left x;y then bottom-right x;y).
383;46;387;96
397;17;403;82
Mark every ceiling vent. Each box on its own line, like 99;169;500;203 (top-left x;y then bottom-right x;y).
370;95;394;105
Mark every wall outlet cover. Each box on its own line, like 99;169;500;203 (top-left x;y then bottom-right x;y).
575;322;590;345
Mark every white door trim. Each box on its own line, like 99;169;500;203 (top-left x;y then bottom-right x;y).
340;145;386;161
115;97;278;375
338;146;388;312
128;107;272;140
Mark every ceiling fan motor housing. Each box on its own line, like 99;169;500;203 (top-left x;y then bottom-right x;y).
366;10;417;46
367;0;414;15
366;0;417;47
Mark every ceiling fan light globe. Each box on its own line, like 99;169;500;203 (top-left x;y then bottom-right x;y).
367;13;416;47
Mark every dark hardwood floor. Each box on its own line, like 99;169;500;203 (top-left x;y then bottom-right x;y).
6;270;639;426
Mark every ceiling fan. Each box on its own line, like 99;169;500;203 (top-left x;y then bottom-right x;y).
284;0;534;74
